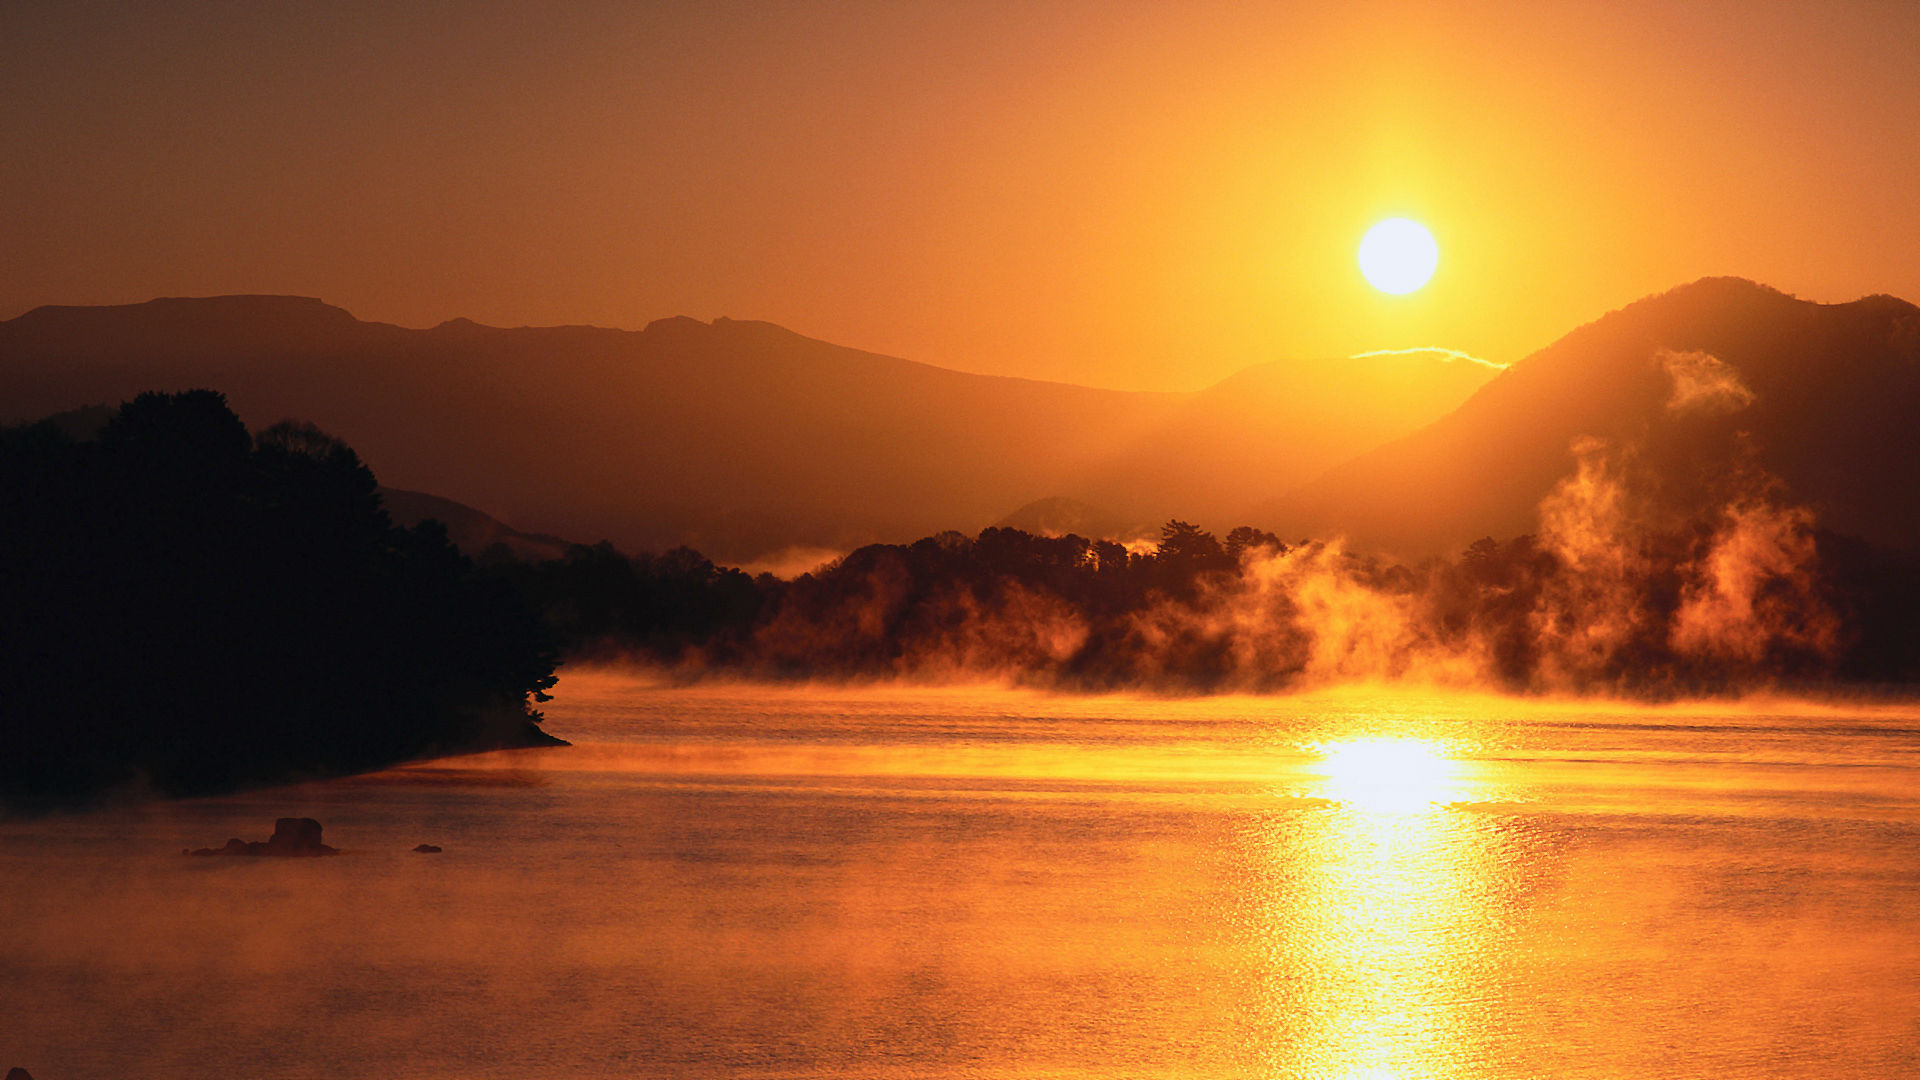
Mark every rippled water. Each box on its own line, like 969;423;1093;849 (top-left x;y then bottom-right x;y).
5;673;1920;1078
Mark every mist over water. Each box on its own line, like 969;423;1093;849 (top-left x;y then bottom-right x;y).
5;672;1920;1079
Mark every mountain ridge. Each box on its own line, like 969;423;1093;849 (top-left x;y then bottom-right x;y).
0;294;1494;560
1257;277;1920;555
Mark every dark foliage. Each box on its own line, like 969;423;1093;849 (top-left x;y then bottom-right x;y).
501;517;1920;695
0;392;559;812
484;541;766;661
1813;530;1920;685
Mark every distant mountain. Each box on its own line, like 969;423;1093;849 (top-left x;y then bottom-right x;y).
378;487;574;563
992;496;1150;543
1258;278;1920;555
22;403;117;441
1076;348;1500;524
0;296;1493;561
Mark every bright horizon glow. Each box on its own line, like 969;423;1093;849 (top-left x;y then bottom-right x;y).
1348;346;1507;370
5;6;1920;390
1358;219;1440;295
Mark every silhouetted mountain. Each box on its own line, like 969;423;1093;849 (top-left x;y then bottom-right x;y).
1081;348;1500;525
378;487;574;563
993;496;1149;543
1259;279;1920;555
25;403;116;441
0;296;1494;561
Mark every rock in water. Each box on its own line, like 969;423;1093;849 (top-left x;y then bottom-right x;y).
9;1067;37;1080
267;817;334;856
413;844;443;853
186;818;339;856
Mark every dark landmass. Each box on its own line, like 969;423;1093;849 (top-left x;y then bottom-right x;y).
0;392;561;814
0;296;1493;562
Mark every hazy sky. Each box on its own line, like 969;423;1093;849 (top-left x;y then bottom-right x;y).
5;0;1917;390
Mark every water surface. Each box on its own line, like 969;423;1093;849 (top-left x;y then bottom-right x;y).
5;674;1919;1078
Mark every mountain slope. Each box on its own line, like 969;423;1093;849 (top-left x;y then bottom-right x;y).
0;297;1171;557
1077;348;1499;524
1258;278;1920;555
377;487;574;563
0;296;1494;560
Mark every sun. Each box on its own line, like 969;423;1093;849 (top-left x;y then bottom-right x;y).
1358;218;1439;295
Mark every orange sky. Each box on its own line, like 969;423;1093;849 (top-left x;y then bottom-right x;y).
4;1;1917;390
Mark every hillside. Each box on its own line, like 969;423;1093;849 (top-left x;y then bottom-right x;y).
378;488;574;563
1258;278;1920;555
1080;348;1499;527
0;297;1493;560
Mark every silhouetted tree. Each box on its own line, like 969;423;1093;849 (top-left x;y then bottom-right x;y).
1224;526;1286;564
0;392;559;812
1156;520;1223;563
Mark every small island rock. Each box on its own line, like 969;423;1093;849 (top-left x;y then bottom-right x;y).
188;817;339;857
413;843;443;853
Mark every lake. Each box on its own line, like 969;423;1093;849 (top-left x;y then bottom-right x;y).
4;671;1919;1078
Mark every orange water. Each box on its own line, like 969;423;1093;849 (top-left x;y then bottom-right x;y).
4;672;1919;1078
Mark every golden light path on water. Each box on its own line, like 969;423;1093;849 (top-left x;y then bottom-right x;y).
1267;736;1488;1080
8;675;1920;1079
393;678;1920;1077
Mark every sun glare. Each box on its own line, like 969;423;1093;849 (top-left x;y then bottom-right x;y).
1315;738;1459;812
1358;218;1439;295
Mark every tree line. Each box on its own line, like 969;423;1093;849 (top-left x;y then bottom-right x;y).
487;516;1920;694
0;392;560;812
12;388;1920;811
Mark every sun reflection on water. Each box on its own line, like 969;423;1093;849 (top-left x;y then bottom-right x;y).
1314;738;1465;812
1244;736;1507;1079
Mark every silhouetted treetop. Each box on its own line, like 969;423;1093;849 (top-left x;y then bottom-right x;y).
0;391;560;813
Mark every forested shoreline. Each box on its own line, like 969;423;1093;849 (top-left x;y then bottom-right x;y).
492;516;1920;697
0;392;560;813
10;388;1920;812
